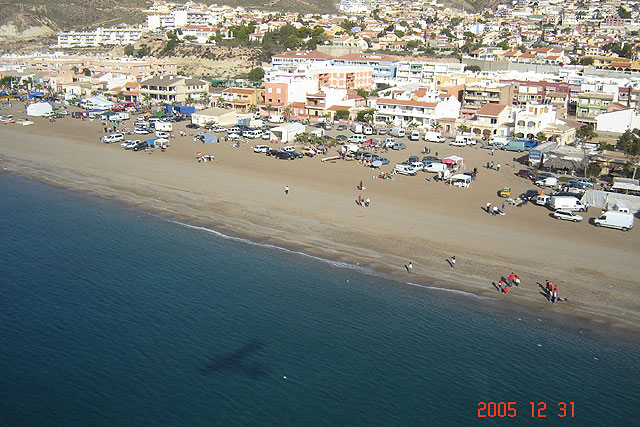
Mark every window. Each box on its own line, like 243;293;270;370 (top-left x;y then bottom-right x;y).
268;87;272;93
276;87;281;94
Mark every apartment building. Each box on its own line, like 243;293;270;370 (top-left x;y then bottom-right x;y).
57;27;145;48
308;66;373;91
462;82;514;117
220;87;264;110
463;104;513;137
271;51;333;68
395;61;465;85
373;96;460;128
575;92;614;123
263;79;319;110
139;76;210;103
514;103;557;139
332;53;398;84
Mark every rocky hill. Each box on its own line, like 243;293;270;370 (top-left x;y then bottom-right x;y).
0;0;147;40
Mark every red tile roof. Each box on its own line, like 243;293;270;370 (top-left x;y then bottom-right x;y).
476;104;507;116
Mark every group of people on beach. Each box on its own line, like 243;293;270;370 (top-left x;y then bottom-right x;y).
497;272;521;294
545;280;566;303
485;202;506;216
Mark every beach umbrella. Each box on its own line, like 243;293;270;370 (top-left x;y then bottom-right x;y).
195;152;204;156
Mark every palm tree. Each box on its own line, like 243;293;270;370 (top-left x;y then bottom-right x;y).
432;121;443;132
248;104;257;114
457;124;470;134
200;92;210;107
536;131;547;142
295;132;310;144
186;95;194;105
282;106;292;122
265;104;274;117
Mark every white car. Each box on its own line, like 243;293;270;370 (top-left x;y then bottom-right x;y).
363;126;373;135
449;139;468;147
120;139;139;148
409;161;425;171
134;128;151;134
155;131;170;138
261;131;271;140
253;145;269;153
281;145;296;152
394;163;418;176
552;209;583;222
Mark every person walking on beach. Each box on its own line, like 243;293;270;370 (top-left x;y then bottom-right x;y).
552;285;558;304
285;185;289;195
450;256;456;269
365;198;370;207
496;163;501;172
486;202;492;213
407;262;413;273
514;274;520;286
508;273;515;287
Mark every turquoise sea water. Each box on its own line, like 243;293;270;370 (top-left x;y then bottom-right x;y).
0;174;639;426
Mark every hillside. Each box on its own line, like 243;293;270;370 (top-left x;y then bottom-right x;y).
0;0;147;40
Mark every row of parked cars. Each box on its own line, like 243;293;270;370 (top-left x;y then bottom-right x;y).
393;156;444;175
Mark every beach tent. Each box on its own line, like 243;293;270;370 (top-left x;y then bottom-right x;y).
612;177;640;193
81;96;114;110
449;173;471;188
442;155;464;170
196;132;218;144
269;123;305;143
26;102;53;116
581;190;640;214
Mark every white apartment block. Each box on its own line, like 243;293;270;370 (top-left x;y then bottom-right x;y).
395;61;466;85
146;8;222;31
57;27;145;48
514;103;557;139
373;96;461;128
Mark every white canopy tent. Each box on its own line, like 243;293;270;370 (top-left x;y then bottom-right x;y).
581;190;640;214
442;155;464;171
269;123;305;143
26;102;53;116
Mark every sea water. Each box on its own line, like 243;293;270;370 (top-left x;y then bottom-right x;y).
0;174;638;426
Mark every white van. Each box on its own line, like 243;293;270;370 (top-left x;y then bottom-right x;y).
452;135;475;146
281;145;296;152
155;121;173;132
350;123;363;134
409;130;420;141
594;210;634;231
423;131;445;143
535;176;558;187
269;115;285;123
394;163;417;176
101;133;124;143
424;162;448;173
389;127;405;138
349;135;367;143
548;196;589;212
489;136;510;147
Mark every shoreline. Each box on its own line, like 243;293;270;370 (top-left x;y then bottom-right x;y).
2;165;640;343
1;114;639;339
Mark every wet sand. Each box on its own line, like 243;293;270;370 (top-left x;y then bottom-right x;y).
1;107;639;336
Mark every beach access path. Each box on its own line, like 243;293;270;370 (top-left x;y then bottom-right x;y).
1;109;639;334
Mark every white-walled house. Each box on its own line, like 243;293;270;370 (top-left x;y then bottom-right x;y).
513;103;557;139
596;108;640;134
373;95;460;128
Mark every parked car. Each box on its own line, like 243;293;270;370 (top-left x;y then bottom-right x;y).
336;134;347;142
134;128;151;135
186;123;200;129
519;189;540;201
253;145;269;153
261;131;271;140
392;142;406;150
552;209;583;222
376;156;390;165
266;149;279;157
323;122;333;130
363;126;373;135
422;156;440;165
535;176;558;187
276;151;294;160
499;187;512;198
337;124;347;131
567;178;594;188
101;133;124;143
155;131;170;138
131;141;150;151
394;163;418;176
517;169;536;180
378;128;388;135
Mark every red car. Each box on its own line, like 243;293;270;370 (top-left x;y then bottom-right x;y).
517;169;536;180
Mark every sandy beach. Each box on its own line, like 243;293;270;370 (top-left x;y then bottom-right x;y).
2;107;639;336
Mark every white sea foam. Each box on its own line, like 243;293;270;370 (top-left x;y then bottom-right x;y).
405;282;492;300
170;220;366;272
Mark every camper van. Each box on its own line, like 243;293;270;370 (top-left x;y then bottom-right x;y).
349;134;367;143
423;131;445;143
350;123;363;134
389;127;405;138
594;210;634;231
548;196;589;212
155;121;173;132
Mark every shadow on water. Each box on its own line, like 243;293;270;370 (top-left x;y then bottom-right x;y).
199;339;268;379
